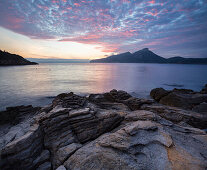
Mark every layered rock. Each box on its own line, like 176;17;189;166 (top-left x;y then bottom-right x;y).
0;89;207;170
64;117;207;170
150;87;207;113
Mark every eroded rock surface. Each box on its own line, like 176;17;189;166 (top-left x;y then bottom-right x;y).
0;89;207;170
150;87;207;112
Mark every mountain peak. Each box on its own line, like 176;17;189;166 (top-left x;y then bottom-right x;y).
141;48;149;51
90;48;207;64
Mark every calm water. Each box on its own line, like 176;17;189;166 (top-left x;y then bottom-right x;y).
0;63;207;110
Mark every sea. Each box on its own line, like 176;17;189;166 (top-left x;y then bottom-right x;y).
0;63;207;110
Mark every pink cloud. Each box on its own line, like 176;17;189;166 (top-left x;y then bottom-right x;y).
148;0;155;4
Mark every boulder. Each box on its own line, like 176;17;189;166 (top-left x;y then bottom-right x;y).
123;97;154;111
192;102;207;114
141;104;207;129
150;87;207;112
150;88;170;101
201;84;207;94
52;92;86;109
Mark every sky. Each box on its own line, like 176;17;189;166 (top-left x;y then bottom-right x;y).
0;0;207;59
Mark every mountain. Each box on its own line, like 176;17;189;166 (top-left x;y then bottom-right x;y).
166;56;207;64
90;48;207;64
0;50;38;66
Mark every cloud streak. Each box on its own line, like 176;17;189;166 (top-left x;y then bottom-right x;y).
0;0;207;57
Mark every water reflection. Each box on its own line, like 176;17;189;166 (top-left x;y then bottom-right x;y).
0;63;207;110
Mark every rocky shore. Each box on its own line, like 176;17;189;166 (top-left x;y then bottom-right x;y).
0;86;207;170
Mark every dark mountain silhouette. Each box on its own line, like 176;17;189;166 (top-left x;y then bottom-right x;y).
166;56;207;64
90;48;207;64
0;50;38;65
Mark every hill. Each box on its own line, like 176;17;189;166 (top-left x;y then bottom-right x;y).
0;50;38;65
90;48;207;64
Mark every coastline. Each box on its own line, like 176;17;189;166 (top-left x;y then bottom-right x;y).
0;86;207;169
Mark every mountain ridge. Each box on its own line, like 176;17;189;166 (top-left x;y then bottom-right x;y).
90;48;207;64
0;50;38;66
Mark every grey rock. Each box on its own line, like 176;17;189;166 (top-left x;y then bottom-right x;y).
141;104;207;129
54;143;82;168
125;110;156;121
37;162;52;170
64;119;207;170
1;89;207;170
56;165;66;170
150;88;170;101
150;87;207;112
192;102;207;114
33;150;50;168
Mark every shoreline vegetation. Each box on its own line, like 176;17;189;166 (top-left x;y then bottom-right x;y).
0;85;206;169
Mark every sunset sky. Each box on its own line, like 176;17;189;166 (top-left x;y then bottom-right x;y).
0;0;207;59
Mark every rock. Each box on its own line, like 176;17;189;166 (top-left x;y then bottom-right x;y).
109;89;132;101
150;88;170;101
69;108;90;118
201;84;207;94
150;87;207;112
54;143;82;168
0;124;44;169
125;110;156;121
56;165;66;170
33;150;50;168
68;108;123;143
192;102;207;114
159;92;193;109
0;105;40;125
64;119;207;170
52;92;86;109
1;89;207;170
124;97;154;111
36;162;51;170
0;121;31;150
141;104;207;129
